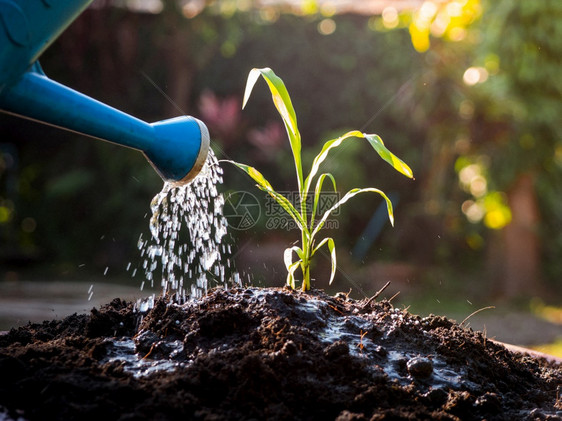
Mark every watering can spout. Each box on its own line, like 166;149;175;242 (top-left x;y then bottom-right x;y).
0;0;209;185
146;116;210;184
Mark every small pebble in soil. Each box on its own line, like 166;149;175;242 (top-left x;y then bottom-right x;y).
474;392;502;415
422;388;449;408
281;340;298;356
134;329;159;355
407;356;433;379
324;340;350;360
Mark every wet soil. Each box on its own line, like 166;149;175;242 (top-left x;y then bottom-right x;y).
0;287;561;420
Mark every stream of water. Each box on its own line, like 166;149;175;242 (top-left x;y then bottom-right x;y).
136;150;241;306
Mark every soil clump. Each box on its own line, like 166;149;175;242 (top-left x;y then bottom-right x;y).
0;287;560;420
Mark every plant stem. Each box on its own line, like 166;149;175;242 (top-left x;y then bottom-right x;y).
300;228;309;291
302;263;310;291
300;189;311;290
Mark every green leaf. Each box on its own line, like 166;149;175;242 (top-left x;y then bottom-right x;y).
311;173;337;228
242;69;261;110
245;68;298;137
224;160;273;190
304;130;363;194
313;187;394;238
243;68;304;193
224;159;308;232
284;246;303;289
265;189;308;232
312;237;336;285
303;131;413;197
238;68;412;294
364;134;414;179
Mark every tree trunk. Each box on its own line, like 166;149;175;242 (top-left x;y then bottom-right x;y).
488;173;543;299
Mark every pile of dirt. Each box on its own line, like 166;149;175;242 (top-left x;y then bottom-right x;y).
0;287;561;420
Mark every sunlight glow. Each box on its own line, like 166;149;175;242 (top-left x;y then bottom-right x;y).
457;158;511;230
446;1;463;17
419;1;438;21
318;18;336;35
382;7;399;29
462;200;484;223
182;0;205;18
409;0;482;52
430;12;450;37
463;66;488;85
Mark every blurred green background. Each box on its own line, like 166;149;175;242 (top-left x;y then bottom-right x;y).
1;0;561;331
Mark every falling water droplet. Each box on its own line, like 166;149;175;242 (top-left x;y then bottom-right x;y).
137;150;241;306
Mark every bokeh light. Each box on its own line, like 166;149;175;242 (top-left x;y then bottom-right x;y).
382;7;399;29
463;66;489;86
318;18;336;35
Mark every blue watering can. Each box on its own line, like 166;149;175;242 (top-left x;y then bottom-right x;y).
0;0;209;184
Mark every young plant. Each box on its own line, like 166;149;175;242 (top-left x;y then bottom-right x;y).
226;68;413;291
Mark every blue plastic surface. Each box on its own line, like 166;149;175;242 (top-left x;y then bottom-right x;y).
0;0;208;184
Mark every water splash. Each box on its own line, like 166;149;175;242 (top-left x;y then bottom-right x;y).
138;150;240;304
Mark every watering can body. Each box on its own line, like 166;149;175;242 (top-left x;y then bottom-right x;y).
0;0;209;184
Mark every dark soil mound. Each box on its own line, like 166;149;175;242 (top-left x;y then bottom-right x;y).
0;288;560;420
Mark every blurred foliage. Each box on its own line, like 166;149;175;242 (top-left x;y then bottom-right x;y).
392;0;562;294
0;0;560;296
477;0;562;282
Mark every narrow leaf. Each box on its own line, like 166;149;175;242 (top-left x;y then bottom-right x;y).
224;160;308;232
224;160;273;190
265;189;307;232
255;68;298;137
284;246;303;289
284;246;303;267
243;68;304;194
364;134;414;179
304;130;363;194
311;173;337;228
313;187;394;238
243;68;261;110
312;237;337;285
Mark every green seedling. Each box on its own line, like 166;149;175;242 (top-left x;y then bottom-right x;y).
226;68;413;291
